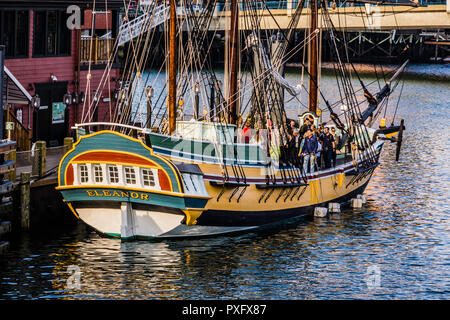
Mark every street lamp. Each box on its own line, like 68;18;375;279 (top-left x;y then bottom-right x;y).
145;86;153;129
63;91;72;105
93;90;99;103
194;82;200;120
145;86;154;99
71;92;78;104
31;94;41;109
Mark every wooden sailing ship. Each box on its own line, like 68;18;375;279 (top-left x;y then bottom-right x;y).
57;0;410;239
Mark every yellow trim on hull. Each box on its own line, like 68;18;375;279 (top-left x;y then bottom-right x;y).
182;208;204;226
56;184;211;200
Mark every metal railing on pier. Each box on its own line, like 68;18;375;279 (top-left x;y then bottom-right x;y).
80;37;115;65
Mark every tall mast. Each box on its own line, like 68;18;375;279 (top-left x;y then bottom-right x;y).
308;0;318;114
168;0;177;134
227;0;239;125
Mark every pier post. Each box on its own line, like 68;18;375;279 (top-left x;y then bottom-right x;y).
33;141;46;178
64;137;74;152
20;172;30;230
7;149;16;182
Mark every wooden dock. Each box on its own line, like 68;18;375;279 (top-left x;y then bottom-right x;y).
0;140;16;256
0;138;76;256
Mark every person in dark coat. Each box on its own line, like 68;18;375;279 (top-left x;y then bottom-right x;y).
321;127;335;169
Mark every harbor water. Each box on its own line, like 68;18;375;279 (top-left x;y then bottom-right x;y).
0;64;449;300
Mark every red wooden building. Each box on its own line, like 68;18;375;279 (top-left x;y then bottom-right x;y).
0;0;124;149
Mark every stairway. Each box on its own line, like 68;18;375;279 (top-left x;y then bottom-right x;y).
117;4;169;46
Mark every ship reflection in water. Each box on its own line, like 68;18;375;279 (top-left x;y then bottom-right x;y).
0;66;448;299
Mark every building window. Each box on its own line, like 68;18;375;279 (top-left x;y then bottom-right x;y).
124;167;136;185
0;10;29;58
92;165;103;183
141;169;156;187
33;10;71;57
108;165;120;184
79;164;89;184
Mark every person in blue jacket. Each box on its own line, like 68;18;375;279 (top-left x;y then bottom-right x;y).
300;128;318;174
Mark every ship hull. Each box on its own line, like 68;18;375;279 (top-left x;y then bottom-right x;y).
57;130;383;239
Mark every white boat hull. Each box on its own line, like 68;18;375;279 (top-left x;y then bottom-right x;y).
76;202;257;239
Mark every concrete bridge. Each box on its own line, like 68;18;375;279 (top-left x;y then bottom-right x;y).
208;2;450;31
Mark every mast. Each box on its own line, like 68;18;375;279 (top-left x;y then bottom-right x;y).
168;0;177;134
308;0;318;114
227;0;239;125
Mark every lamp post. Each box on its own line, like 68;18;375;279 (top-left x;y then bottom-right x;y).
63;91;72;106
209;78;215;122
92;90;99;104
194;82;200;120
31;94;41;109
145;86;153;129
31;94;41;142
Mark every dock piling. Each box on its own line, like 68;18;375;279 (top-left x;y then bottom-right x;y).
32;141;46;178
64;137;74;152
20;172;31;230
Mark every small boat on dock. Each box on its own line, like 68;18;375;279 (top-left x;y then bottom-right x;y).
57;0;410;240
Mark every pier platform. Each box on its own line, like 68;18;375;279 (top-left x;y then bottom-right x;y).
209;4;450;31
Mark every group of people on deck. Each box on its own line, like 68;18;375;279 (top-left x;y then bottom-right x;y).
239;115;341;174
287;116;340;174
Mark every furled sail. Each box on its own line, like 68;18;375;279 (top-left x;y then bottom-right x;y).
247;32;301;97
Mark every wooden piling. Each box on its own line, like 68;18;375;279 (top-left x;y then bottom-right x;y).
7;149;16;182
20;172;30;230
64;137;74;152
0;140;15;256
33;141;46;178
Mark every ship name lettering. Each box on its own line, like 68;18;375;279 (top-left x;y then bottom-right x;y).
85;190;149;200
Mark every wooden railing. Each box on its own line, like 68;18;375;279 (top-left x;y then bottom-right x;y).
4;108;31;151
80;37;115;65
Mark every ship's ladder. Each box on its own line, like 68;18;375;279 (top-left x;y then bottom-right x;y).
117;4;169;46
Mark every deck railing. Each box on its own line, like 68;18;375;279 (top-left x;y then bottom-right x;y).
216;0;446;10
80;37;115;65
4;108;31;151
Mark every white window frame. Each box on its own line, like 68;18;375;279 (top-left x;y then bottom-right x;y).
92;164;104;183
78;164;90;184
107;164;120;184
124;166;138;186
140;168;161;190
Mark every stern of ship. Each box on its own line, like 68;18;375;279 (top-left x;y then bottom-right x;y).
57;130;211;240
